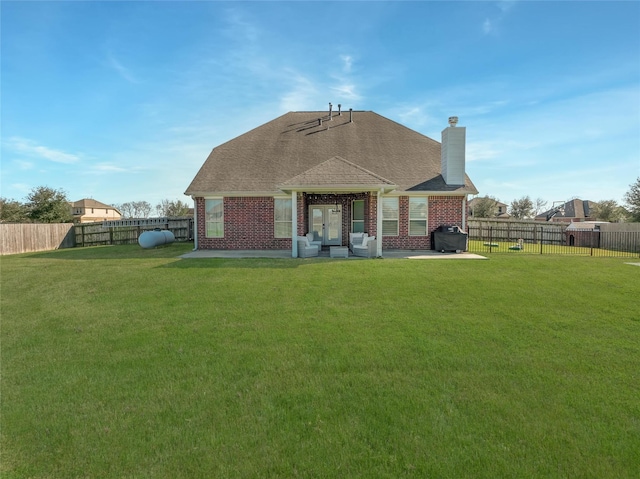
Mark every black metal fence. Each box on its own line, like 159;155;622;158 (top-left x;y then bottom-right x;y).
467;225;640;258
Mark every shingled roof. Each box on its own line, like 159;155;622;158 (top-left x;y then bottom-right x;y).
185;111;477;196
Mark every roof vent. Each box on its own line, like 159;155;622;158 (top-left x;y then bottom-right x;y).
318;118;322;126
338;104;342;115
329;102;333;120
448;116;458;127
349;108;353;123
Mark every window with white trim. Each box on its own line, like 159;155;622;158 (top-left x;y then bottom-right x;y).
205;199;224;238
274;198;292;238
352;200;365;233
382;197;399;236
409;197;428;235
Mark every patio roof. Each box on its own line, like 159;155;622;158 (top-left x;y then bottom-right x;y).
278;156;396;193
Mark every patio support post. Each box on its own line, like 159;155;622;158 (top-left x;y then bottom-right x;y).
462;196;466;232
376;189;383;257
291;191;298;258
192;196;198;251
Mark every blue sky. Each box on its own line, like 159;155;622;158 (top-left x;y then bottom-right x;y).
2;1;639;210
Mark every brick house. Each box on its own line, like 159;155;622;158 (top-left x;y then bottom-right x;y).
185;108;478;257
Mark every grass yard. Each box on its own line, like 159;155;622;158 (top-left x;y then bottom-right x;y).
1;244;639;478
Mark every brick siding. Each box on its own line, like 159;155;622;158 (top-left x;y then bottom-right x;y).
196;194;466;250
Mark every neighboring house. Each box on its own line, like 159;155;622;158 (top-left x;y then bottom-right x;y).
70;199;122;224
467;197;510;218
536;199;596;222
185;109;478;257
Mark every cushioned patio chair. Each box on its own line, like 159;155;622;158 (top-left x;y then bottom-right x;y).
306;232;322;250
352;236;377;258
349;232;367;253
297;236;319;258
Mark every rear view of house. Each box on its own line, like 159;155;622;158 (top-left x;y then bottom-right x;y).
185;108;478;257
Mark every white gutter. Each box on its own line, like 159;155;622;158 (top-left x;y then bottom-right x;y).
291;191;298;258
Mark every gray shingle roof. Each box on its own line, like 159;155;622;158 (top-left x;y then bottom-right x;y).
280;156;396;191
185;111;477;196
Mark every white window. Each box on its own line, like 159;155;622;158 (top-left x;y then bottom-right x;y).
352;200;365;233
382;197;399;236
205;199;224;238
409;197;428;235
274;198;292;238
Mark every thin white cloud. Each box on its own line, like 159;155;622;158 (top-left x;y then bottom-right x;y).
279;73;320;111
331;83;361;101
91;163;128;173
13;159;34;170
482;0;518;35
106;52;139;83
9;183;32;195
6;137;80;164
483;19;493;35
341;55;353;73
497;0;518;14
396;106;430;128
223;8;260;43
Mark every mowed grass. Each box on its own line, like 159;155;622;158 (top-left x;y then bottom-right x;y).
1;244;639;478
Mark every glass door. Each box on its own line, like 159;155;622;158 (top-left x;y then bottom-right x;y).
309;206;342;246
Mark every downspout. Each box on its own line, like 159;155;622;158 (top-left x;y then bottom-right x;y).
376;189;383;257
192;196;198;250
291;191;298;258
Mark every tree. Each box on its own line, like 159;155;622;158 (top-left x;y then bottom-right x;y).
470;196;499;218
156;199;191;217
623;177;640;222
591;200;625;222
117;201;152;218
0;197;28;223
509;196;534;219
533;198;548;217
25;186;72;223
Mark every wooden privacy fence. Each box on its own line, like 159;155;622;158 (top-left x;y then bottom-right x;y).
75;217;193;248
0;223;75;255
468;219;566;245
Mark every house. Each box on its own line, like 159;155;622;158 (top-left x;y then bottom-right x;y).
468;197;510;218
70;199;122;224
536;199;596;223
185;108;478;257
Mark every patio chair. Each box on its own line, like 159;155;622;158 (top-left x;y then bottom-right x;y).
349;232;367;253
297;236;319;258
306;232;322;249
352;236;376;257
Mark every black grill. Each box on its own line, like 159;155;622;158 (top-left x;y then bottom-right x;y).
432;225;468;252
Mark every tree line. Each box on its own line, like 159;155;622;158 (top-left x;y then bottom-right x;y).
115;199;190;219
472;178;640;222
3;180;640;224
0;186;192;223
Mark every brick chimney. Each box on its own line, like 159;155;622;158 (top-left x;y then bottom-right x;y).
441;116;466;186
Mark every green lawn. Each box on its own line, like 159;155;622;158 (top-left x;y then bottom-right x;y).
1;244;639;478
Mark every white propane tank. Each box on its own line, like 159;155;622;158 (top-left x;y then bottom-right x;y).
138;229;175;249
